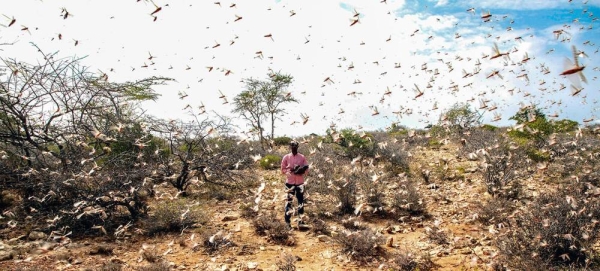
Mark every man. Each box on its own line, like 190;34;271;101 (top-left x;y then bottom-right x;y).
281;140;309;229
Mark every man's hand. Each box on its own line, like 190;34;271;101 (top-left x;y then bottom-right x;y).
293;165;309;175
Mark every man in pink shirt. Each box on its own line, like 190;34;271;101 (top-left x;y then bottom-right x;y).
281;140;309;229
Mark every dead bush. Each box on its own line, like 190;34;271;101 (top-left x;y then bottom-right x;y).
136;262;171;271
334;228;386;263
333;175;358;215
358;172;387;216
89;244;115;256
391;180;426;216
483;154;521;199
252;213;293;245
309;217;330;235
200;230;235;255
145;199;205;235
239;201;258;219
388;249;438;271
425;225;448;245
141;248;161;263
495;184;600;269
276;252;297;271
341;217;367;231
475;197;514;225
96;262;122;271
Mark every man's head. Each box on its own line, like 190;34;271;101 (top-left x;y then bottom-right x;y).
289;140;299;155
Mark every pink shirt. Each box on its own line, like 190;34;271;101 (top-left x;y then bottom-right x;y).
281;153;308;185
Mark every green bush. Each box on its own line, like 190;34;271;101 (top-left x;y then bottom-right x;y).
259;154;282;170
481;124;498;131
551;119;578;133
329;128;375;158
508;106;552;144
145;199;205;235
526;148;550;162
428;139;442;149
273;136;292;146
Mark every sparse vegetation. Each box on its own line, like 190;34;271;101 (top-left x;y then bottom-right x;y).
334;229;385;263
201;230;235;255
252;212;294;245
259;154;282;170
391;180;427;216
495;184;600;269
388;249;438;271
137;262;171;271
276;253;297;271
145;199;205;235
1;52;599;269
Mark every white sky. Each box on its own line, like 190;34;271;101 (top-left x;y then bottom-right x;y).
1;0;599;138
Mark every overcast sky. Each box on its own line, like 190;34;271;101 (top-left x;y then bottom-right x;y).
1;0;599;138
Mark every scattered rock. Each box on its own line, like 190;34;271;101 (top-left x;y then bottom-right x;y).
457;248;472;255
222;215;239;222
247;261;258;269
0;250;14;261
317;235;330;242
89;244;114;255
298;223;311;231
28;231;47;241
284;235;296;246
110;257;126;264
8;235;27;245
0;242;11;251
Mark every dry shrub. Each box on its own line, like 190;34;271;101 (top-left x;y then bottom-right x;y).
483;154;521;199
495;184;600;270
459;128;502;157
341;217;367;231
425;225;448;245
334;228;386;263
252;212;293;245
308;217;330;235
239;201;258;219
357;172;387;216
388;249;438;271
200;230;235;255
391;180;426;216
193;181;240;201
333;175;358;215
145;199;205;235
141;248;161;263
96;262;122;271
137;262;171;271
276;252;297;271
475;197;514;225
89;244;115;256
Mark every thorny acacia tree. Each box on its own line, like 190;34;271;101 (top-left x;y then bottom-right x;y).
263;72;297;140
149;113;245;194
232;72;297;148
0;45;170;173
0;44;172;235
